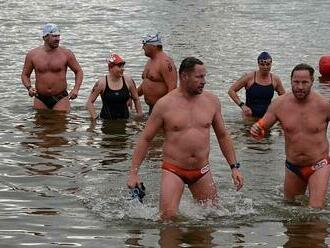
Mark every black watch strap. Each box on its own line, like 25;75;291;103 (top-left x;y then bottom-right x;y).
238;102;245;107
230;162;240;169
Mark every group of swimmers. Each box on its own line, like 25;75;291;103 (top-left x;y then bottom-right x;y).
21;23;330;221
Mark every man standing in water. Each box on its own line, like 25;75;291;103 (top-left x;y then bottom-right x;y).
21;23;83;112
251;63;330;208
128;57;243;220
138;33;177;114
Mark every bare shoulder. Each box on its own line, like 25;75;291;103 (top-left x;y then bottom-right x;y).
59;46;75;57
267;93;288;113
272;73;283;85
123;74;134;87
203;90;219;101
201;91;221;110
312;91;330;107
94;76;106;89
26;46;43;57
273;92;288;104
235;71;254;85
159;53;176;69
272;73;281;81
243;71;255;80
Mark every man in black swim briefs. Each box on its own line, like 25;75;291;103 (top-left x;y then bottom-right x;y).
21;23;83;112
251;63;330;208
35;91;69;109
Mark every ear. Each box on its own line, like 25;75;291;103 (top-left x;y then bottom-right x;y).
181;71;189;81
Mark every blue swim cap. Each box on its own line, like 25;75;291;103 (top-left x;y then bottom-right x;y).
42;23;60;37
257;51;272;62
142;33;162;46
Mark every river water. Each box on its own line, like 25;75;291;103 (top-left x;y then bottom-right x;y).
1;0;330;247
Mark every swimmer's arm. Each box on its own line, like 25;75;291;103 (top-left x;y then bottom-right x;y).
137;71;145;96
128;104;164;187
274;76;286;95
21;52;34;90
86;79;103;120
137;83;143;96
67;50;83;98
130;104;163;167
127;77;143;116
212;97;237;165
160;59;177;92
227;73;249;107
212;97;243;190
326;100;330;122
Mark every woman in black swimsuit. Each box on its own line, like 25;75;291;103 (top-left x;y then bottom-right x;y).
86;53;143;120
228;52;286;119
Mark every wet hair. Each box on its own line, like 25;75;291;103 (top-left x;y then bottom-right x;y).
179;57;203;75
257;51;272;62
290;63;314;79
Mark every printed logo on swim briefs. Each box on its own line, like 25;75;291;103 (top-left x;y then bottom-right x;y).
312;159;328;170
200;164;210;174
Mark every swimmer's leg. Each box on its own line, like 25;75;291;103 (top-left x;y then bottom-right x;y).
188;171;218;206
159;170;185;220
308;164;330;208
283;167;307;203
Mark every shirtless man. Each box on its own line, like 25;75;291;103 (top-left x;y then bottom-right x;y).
21;23;83;112
228;52;285;119
250;63;330;208
128;57;243;220
138;33;177;114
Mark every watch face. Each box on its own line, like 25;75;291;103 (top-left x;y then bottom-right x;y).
231;163;240;169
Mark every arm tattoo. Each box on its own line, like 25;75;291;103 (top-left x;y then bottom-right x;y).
92;82;99;93
238;73;247;81
167;62;173;72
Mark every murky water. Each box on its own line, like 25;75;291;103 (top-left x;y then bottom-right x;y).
1;0;330;247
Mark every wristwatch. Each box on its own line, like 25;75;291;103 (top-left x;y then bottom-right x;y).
230;162;240;170
238;102;245;107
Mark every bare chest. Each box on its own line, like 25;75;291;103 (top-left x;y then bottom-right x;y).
143;62;162;82
164;104;214;132
33;53;67;74
279;107;327;134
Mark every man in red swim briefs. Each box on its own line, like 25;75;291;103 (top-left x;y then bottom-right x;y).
127;57;243;220
251;63;330;208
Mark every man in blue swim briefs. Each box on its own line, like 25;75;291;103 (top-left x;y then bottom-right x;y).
128;57;243;220
251;63;330;208
21;23;83;112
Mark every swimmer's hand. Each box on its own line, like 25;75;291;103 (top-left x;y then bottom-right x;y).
241;105;252;117
133;113;144;121
231;168;243;191
250;119;266;140
69;88;79;100
28;87;37;97
127;171;141;189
